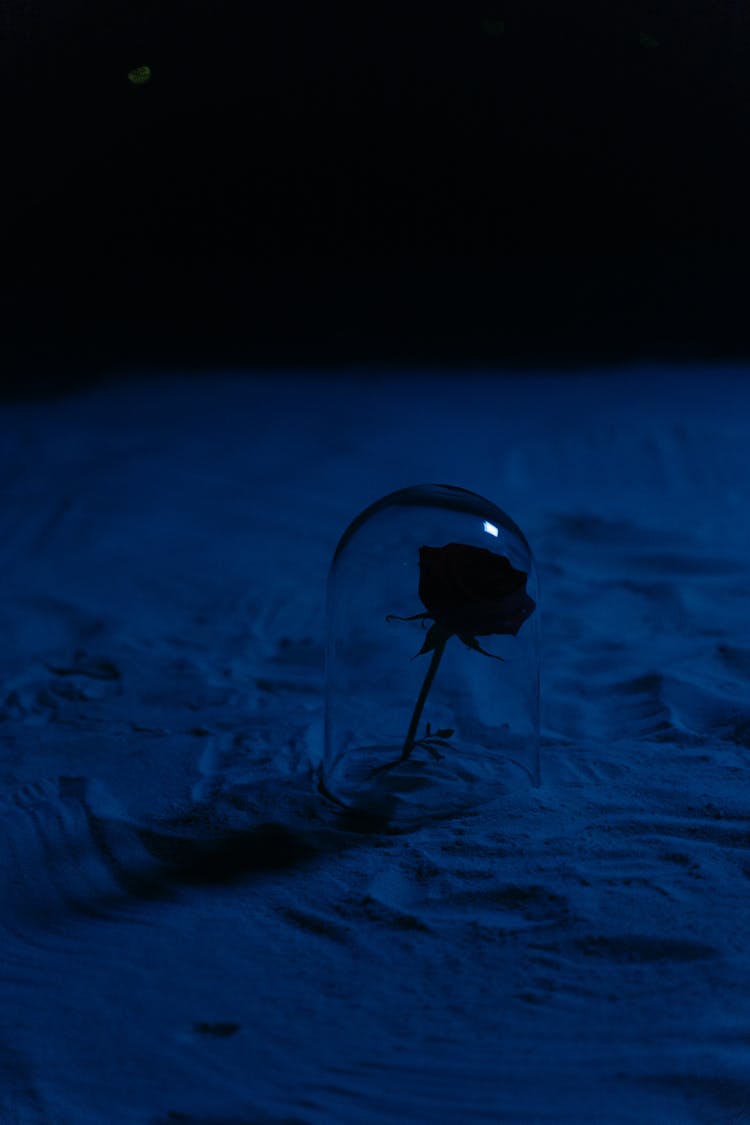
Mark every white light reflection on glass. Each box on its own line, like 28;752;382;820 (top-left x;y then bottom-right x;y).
483;521;499;537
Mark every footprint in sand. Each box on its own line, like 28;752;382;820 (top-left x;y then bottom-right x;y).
575;934;717;963
354;866;571;934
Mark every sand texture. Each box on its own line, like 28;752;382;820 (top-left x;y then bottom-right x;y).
1;369;749;1123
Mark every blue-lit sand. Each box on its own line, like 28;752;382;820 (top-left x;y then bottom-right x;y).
1;367;749;1122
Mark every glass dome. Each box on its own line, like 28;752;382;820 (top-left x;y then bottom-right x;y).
321;484;540;827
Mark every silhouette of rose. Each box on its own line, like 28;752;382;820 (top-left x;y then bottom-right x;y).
376;542;535;773
419;543;535;642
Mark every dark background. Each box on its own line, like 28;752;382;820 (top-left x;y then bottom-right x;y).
3;0;749;393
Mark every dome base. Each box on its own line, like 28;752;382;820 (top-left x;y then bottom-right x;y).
320;741;536;829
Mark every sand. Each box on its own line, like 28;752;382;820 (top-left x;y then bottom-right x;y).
1;367;749;1123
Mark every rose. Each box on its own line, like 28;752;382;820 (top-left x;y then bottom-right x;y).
375;541;535;773
418;543;535;642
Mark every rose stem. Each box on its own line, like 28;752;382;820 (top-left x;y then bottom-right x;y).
400;633;449;761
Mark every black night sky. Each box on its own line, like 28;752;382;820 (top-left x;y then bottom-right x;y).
3;1;750;388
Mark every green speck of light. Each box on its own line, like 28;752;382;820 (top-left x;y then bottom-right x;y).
639;32;660;49
128;65;152;85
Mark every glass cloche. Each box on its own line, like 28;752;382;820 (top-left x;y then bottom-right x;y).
321;484;540;827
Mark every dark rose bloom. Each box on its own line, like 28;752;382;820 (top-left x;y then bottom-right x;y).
418;542;535;640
